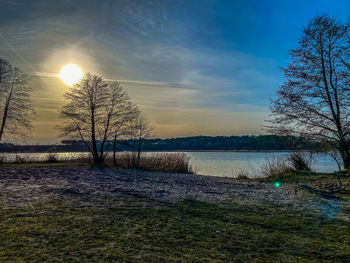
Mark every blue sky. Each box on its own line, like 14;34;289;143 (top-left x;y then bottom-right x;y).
0;0;349;143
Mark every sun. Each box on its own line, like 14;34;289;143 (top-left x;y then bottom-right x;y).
58;64;83;86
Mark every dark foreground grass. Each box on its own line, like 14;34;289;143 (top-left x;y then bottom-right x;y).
0;196;349;263
259;170;350;186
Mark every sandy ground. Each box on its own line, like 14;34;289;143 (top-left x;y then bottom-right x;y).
0;165;348;220
0;165;295;206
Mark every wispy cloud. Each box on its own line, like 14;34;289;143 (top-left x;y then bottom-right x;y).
0;0;284;142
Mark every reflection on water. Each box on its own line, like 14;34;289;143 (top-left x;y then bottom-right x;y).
0;151;339;178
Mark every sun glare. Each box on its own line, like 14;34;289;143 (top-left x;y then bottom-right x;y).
58;64;83;86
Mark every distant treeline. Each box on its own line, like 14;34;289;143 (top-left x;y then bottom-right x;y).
0;135;316;153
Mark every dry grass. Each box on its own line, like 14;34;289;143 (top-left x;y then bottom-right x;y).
0;153;92;165
0;152;192;173
261;155;294;179
289;151;313;171
236;173;250;180
259;152;314;180
112;152;192;173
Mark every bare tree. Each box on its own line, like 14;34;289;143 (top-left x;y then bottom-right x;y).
124;112;153;168
269;15;350;171
59;73;134;165
0;59;35;143
111;103;138;165
134;113;154;168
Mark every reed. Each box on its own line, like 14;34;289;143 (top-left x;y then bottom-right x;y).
261;155;294;179
289;152;313;171
0;153;91;165
112;152;192;173
0;152;192;173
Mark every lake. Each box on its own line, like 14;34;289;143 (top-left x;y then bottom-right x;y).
185;151;338;178
0;151;339;178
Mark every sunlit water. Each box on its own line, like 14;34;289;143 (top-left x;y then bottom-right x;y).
185;152;338;178
0;151;339;178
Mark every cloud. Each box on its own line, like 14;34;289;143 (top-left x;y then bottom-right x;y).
0;0;282;143
144;106;270;137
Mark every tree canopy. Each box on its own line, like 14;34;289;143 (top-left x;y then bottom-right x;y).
0;59;35;142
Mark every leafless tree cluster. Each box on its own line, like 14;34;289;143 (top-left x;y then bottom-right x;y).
0;60;153;166
0;59;35;143
58;73;153;165
127;113;154;168
269;15;350;171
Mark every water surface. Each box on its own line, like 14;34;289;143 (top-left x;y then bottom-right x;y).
185;151;338;178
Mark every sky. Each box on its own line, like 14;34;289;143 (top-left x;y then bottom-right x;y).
0;0;350;144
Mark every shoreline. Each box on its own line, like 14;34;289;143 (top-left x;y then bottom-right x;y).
0;149;315;154
0;164;299;208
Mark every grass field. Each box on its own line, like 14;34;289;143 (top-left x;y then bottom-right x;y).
0;195;349;262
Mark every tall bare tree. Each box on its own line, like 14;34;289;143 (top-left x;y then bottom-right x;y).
269;15;350;170
59;73;134;165
0;59;35;143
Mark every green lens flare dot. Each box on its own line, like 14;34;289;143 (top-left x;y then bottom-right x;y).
274;182;281;188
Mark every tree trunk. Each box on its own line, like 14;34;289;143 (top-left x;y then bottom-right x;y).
90;107;102;165
99;143;105;164
338;137;350;171
113;133;117;166
0;107;7;142
136;139;142;168
99;114;112;164
130;136;136;168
